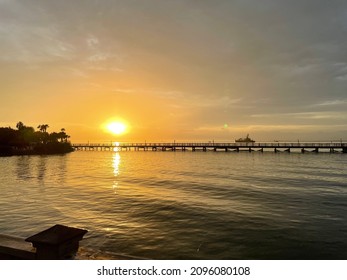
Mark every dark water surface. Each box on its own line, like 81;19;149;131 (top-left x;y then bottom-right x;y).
1;151;346;259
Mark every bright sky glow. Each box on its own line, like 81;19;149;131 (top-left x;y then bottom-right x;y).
1;0;347;142
106;122;127;135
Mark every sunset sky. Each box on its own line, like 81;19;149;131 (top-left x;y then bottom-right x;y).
1;0;347;142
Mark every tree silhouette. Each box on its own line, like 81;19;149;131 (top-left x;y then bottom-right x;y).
37;124;49;133
1;122;73;155
58;128;69;142
16;121;24;130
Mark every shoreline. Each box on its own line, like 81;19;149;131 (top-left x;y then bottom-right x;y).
0;150;74;157
0;144;74;157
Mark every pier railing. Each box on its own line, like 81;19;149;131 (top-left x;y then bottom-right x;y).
73;141;346;145
72;142;347;153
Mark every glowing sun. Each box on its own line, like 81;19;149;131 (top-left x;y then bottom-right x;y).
106;122;127;135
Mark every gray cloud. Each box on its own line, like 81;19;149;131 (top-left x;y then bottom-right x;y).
1;0;347;140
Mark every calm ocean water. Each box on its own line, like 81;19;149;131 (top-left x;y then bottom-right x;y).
0;150;346;259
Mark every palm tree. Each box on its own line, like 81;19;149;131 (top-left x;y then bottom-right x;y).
37;124;49;133
16;121;25;130
59;128;69;142
58;132;65;142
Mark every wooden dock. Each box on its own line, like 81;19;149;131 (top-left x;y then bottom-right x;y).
72;142;347;153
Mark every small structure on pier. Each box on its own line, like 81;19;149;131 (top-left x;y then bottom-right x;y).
25;224;87;260
0;224;87;260
235;134;255;143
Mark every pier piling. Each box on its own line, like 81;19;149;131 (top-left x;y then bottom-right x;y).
72;142;347;154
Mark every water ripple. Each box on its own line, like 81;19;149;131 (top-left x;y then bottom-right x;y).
1;152;347;259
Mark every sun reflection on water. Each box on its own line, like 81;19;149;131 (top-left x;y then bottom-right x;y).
113;153;121;176
113;141;121;152
112;152;121;193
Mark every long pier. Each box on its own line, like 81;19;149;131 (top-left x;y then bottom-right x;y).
72;142;347;153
